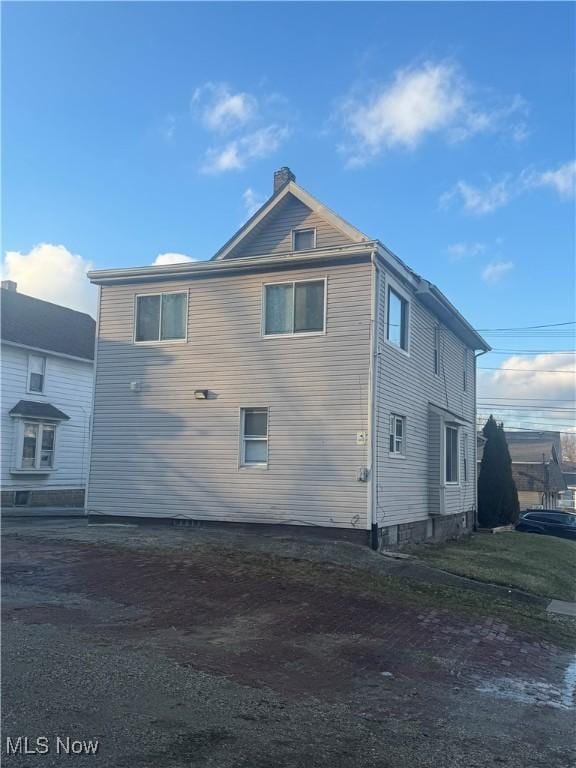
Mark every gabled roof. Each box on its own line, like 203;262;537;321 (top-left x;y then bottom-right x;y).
1;289;95;361
9;400;70;421
212;180;371;261
477;431;561;464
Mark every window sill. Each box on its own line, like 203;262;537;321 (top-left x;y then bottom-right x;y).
133;339;187;346
239;464;269;471
388;452;406;459
261;331;326;340
10;468;56;475
384;339;410;357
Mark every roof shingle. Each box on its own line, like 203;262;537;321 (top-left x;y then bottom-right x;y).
1;290;95;360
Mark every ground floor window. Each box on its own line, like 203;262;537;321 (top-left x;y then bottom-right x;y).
20;422;56;470
240;408;269;466
445;425;459;484
389;414;406;456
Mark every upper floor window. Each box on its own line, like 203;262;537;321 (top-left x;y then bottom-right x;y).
21;421;55;470
135;292;187;343
27;354;46;393
433;328;441;375
292;228;316;251
389;414;406;456
445;425;459;484
386;287;408;351
263;279;325;336
240;407;269;467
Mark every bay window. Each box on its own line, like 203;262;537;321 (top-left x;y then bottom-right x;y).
445;425;459;484
20;422;56;470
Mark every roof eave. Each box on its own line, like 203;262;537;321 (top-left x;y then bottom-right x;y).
87;243;378;285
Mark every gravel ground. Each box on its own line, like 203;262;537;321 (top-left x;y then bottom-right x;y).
2;519;575;767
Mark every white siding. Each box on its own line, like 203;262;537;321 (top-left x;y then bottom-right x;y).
374;269;476;527
87;261;372;529
1;343;94;490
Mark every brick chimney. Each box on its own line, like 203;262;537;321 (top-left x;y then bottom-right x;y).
273;167;295;193
1;280;17;292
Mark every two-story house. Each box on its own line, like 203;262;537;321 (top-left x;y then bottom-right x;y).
86;168;489;548
1;282;95;512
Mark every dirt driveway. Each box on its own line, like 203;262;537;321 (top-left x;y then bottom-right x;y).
2;520;575;767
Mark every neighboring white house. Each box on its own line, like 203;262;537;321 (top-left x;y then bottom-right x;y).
1;281;95;511
86;168;490;548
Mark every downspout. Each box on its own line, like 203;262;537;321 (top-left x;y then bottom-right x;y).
473;348;489;530
368;250;380;550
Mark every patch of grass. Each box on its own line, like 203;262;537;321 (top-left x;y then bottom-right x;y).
413;532;576;601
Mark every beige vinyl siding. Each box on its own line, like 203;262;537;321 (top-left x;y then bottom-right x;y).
374;270;476;527
88;261;372;529
518;490;545;510
227;194;354;259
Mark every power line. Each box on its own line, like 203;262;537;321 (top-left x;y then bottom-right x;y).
477;321;576;331
479;367;575;373
486;350;576;355
477;397;576;402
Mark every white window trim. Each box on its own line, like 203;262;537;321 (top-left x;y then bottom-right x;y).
384;278;411;356
12;419;58;473
444;423;460;486
291;227;317;251
26;353;47;395
389;414;406;458
239;407;269;469
463;432;469;483
261;277;328;339
133;290;189;345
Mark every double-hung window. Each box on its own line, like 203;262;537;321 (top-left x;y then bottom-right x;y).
21;422;55;470
263;279;325;336
389;414;406;456
240;408;269;466
386;287;408;351
135;292;187;342
462;433;469;482
28;354;46;393
445;425;459;484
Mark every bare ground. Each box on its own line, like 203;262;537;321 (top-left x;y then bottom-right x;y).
2;519;575;767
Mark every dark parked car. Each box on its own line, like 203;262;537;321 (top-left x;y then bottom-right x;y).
515;509;576;540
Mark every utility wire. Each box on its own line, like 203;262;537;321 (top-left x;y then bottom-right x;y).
479;367;575;373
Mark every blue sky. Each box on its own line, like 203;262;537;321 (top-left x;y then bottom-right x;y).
2;2;575;432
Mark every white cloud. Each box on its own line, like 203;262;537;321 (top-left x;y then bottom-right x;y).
1;243;96;316
192;82;257;133
442;160;576;215
338;61;527;165
441;178;512;215
479;354;576;432
242;188;266;218
153;253;196;266
482;260;514;283
201;125;290;174
532;160;576;199
447;242;486;261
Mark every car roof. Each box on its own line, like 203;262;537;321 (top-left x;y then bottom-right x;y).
524;509;576;515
